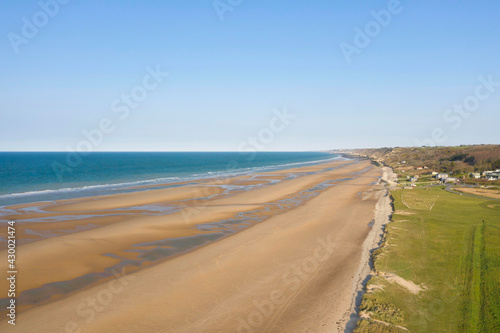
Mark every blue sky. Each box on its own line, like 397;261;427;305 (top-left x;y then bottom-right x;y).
1;0;499;151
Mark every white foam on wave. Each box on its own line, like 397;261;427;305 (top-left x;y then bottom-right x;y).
0;176;182;199
0;154;342;202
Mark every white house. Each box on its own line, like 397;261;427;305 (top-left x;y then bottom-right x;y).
484;170;500;180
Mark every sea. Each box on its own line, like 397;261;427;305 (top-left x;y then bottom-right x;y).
0;152;338;206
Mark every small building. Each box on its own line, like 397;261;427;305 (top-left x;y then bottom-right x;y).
444;177;458;183
431;171;438;175
484;170;500;180
436;173;449;179
470;173;481;179
410;177;418;183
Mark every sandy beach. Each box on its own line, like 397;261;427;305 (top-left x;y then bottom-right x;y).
0;159;389;332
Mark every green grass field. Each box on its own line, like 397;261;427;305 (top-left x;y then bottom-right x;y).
355;186;500;332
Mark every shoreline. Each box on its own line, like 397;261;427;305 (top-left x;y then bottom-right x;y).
1;159;386;332
342;167;397;332
1;160;356;308
0;154;343;207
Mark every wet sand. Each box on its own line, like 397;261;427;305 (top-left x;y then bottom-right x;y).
0;159;385;332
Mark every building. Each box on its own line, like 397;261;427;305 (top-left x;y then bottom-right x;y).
470;173;481;179
444;177;458;183
436;173;449;180
484;170;500;180
410;177;418;183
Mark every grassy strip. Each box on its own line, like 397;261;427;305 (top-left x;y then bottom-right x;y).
354;186;500;332
469;223;483;332
481;221;500;332
458;225;475;332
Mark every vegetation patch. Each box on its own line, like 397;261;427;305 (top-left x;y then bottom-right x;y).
347;145;500;177
360;298;405;325
354;186;500;332
354;319;407;333
454;187;500;200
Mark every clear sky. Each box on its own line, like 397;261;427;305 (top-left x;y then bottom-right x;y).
1;0;499;151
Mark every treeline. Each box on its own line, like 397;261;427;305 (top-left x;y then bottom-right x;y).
346;145;500;175
446;153;500;171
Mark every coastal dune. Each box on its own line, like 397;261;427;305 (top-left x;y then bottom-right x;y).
0;159;385;332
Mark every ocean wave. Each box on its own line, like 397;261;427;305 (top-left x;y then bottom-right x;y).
0;154;342;203
0;177;183;199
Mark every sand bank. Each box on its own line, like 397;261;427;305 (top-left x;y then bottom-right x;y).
0;159;385;332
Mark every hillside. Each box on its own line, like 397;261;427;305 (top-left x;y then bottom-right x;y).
336;145;500;176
